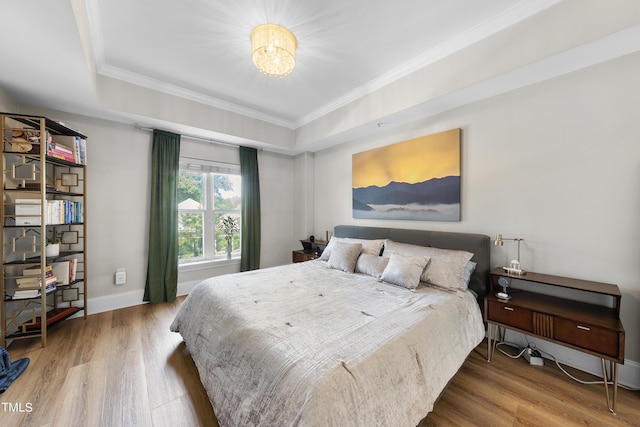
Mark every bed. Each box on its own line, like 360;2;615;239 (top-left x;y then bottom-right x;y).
171;225;489;426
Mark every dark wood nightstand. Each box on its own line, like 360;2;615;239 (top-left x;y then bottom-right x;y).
292;239;328;263
485;268;625;413
292;250;319;263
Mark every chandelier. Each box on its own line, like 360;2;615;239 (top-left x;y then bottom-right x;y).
250;24;297;78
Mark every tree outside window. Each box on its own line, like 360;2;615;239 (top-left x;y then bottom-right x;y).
178;163;241;263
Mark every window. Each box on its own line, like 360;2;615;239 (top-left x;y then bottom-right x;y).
178;159;241;264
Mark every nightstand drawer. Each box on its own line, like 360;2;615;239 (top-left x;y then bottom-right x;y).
554;318;620;358
486;300;533;332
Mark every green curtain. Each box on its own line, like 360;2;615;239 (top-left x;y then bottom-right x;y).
240;146;261;271
144;130;181;303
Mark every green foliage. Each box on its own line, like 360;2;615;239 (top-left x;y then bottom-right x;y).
178;213;203;259
47;227;62;244
178;170;241;260
178;171;202;205
217;215;239;247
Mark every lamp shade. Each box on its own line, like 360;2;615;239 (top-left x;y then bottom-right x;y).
251;24;297;78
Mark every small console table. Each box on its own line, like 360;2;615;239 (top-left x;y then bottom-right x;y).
484;268;625;413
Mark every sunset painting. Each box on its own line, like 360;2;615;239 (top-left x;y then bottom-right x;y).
352;128;461;221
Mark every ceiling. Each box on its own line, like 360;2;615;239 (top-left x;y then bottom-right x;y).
1;0;638;154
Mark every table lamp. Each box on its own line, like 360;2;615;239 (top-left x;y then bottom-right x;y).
494;233;525;275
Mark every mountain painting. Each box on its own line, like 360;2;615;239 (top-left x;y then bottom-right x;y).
352;128;461;221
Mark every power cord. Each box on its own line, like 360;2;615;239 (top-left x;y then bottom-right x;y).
495;340;527;359
492;329;640;391
523;337;640;392
493;328;527;359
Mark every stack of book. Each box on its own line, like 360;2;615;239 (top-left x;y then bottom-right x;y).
12;265;57;300
47;135;87;165
13;198;84;225
47;200;83;224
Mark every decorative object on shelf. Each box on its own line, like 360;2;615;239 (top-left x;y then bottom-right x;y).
10;139;32;153
45;243;60;258
494;233;525;275
218;215;239;259
46;227;62;257
495;276;512;300
250;23;297;78
9;128;37;153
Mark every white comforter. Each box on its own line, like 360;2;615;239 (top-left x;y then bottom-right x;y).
170;260;484;427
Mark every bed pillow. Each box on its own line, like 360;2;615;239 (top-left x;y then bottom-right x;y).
380;253;430;290
463;261;477;288
327;242;362;273
382;240;474;291
320;237;384;261
355;253;389;278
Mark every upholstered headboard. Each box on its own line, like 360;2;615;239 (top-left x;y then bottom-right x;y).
334;225;490;312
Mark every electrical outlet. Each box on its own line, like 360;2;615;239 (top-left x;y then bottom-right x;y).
115;268;126;285
523;347;544;366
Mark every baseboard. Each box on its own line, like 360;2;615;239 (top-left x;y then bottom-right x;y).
502;330;640;390
82;280;202;317
82;289;142;315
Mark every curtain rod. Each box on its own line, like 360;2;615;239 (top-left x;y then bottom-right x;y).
134;123;244;149
180;155;239;169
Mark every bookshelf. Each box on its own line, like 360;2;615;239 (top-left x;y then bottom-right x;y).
1;112;87;348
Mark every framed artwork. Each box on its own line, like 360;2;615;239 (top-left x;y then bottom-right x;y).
352;128;461;221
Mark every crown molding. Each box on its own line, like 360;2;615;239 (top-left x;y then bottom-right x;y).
97;64;296;129
83;0;559;131
294;0;561;128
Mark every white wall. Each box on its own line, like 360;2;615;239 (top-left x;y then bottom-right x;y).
0;86;15;111
311;52;640;385
259;150;297;267
12;106;296;312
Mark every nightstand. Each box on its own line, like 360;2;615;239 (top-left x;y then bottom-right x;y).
292;250;319;263
485;268;625;413
292;239;328;263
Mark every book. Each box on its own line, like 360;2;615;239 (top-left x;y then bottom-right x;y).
16;276;57;288
23;265;53;276
68;258;78;282
16;277;38;287
50;135;87;165
49;151;75;163
12;279;57;299
17;269;55;289
45;200;83;224
51;261;70;285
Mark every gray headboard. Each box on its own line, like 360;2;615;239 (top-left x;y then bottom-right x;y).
334;225;490;313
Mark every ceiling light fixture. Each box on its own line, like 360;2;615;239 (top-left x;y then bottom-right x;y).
251;24;297;78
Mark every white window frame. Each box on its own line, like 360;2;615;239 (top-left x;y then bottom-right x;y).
178;158;241;269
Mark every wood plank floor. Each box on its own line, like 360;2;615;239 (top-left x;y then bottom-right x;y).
2;296;638;426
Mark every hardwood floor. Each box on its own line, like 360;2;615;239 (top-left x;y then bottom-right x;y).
2;297;638;427
2;297;217;427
